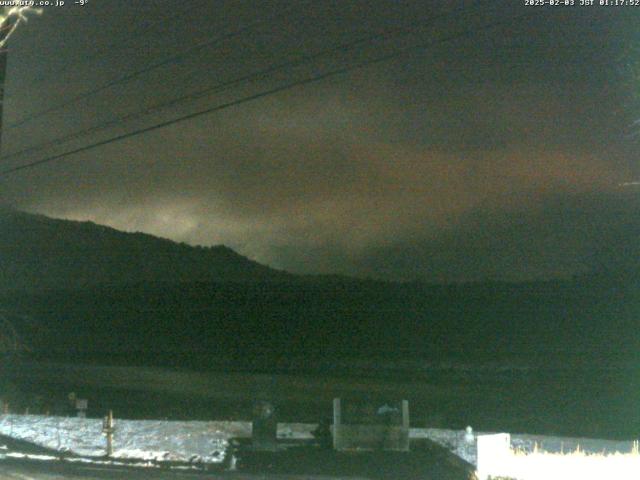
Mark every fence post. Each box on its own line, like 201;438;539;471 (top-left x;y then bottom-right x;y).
332;398;341;450
102;410;114;457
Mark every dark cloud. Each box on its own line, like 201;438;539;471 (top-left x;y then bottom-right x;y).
1;1;638;281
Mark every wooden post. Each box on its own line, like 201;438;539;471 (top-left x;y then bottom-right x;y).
332;398;341;450
401;400;409;429
102;410;114;457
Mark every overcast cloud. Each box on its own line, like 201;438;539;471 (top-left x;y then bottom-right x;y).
1;1;638;281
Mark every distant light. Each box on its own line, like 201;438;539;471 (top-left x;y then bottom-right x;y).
620;181;640;187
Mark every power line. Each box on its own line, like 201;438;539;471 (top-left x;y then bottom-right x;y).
0;1;486;163
0;8;536;178
5;1;304;131
2;49;611;164
0;8;540;179
16;0;209;89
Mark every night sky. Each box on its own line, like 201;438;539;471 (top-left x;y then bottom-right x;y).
0;0;639;281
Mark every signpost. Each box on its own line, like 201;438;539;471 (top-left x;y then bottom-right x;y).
75;398;88;418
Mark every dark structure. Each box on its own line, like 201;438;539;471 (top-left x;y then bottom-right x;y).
332;398;410;452
251;400;278;451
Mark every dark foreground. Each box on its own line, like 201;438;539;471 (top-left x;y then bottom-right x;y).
0;440;472;480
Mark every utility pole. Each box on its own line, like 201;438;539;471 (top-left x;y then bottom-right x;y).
0;48;7;154
0;7;42;154
0;12;15;156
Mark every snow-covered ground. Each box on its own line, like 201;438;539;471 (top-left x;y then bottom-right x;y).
0;415;250;463
411;427;638;466
0;414;635;468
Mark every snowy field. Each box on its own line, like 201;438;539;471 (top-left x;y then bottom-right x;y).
0;415;319;464
0;413;636;469
0;415;249;463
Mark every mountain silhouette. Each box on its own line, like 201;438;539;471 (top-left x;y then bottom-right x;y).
0;208;293;291
0;207;638;371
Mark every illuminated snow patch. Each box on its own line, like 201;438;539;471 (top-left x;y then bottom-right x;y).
0;415;246;463
4;452;58;461
475;433;640;480
478;446;640;480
